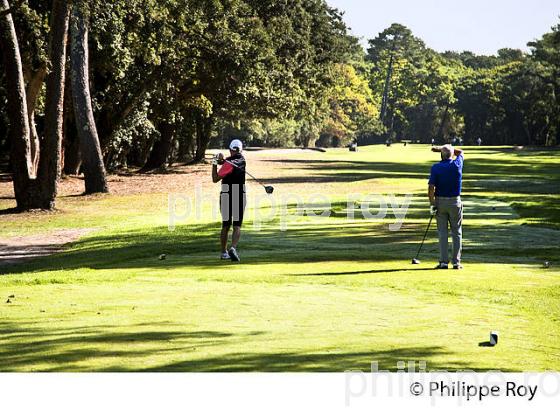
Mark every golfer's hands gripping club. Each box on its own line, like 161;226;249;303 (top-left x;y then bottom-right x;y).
212;153;225;166
430;205;438;215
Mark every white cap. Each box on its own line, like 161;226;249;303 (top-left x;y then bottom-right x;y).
229;139;243;152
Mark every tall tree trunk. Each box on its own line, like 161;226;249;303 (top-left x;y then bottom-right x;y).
63;58;81;175
194;114;213;162
0;0;36;210
177;130;192;163
63;126;81;174
436;103;450;142
70;3;108;194
36;0;70;208
522;121;532;146
140;121;174;172
26;64;47;175
380;44;396;123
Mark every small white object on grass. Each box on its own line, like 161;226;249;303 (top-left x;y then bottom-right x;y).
159;254;167;260
490;331;499;346
544;261;550;269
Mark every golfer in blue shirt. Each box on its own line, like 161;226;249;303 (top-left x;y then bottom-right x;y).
428;144;464;269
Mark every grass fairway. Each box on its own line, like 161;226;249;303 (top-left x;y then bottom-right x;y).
1;145;559;371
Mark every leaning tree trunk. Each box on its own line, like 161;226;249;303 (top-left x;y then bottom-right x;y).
69;3;108;194
140;121;174;172
25;64;47;175
36;0;71;208
0;0;36;210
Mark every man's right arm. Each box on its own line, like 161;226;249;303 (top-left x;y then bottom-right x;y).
428;184;436;206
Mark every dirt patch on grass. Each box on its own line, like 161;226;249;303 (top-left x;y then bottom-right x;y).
0;228;95;268
0;163;211;201
0;149;328;201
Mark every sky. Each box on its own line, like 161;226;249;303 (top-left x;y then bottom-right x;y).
326;0;560;55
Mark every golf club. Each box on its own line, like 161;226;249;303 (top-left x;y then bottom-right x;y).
411;212;435;264
223;159;274;195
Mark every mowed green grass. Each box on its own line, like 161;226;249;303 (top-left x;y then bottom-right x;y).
0;145;559;371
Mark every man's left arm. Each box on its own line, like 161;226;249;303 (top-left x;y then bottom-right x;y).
454;149;464;169
431;146;464;158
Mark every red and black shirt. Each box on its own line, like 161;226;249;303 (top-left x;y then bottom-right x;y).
218;153;246;187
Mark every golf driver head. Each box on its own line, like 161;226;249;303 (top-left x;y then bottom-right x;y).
411;258;420;265
265;186;274;195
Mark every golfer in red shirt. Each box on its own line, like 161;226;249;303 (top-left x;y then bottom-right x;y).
212;140;246;262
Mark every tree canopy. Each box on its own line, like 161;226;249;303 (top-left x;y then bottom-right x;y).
1;2;559;210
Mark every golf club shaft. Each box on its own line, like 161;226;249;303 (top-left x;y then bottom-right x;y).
415;213;434;259
224;159;268;188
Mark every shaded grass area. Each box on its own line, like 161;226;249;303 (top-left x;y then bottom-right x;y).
0;145;559;371
1;320;501;372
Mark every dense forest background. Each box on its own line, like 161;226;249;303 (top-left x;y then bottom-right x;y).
1;0;559;210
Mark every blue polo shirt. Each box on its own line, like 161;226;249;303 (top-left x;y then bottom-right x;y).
428;154;463;197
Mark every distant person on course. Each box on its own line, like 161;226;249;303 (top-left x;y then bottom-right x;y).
428;144;464;269
212;139;246;262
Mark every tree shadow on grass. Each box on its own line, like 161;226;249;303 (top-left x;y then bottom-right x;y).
135;347;512;372
261;159;433;184
261;154;560;196
1;165;558;276
0;207;20;215
0;321;512;372
1;207;558;275
0;219;443;275
294;267;436;277
149;350;377;372
0;321;265;372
